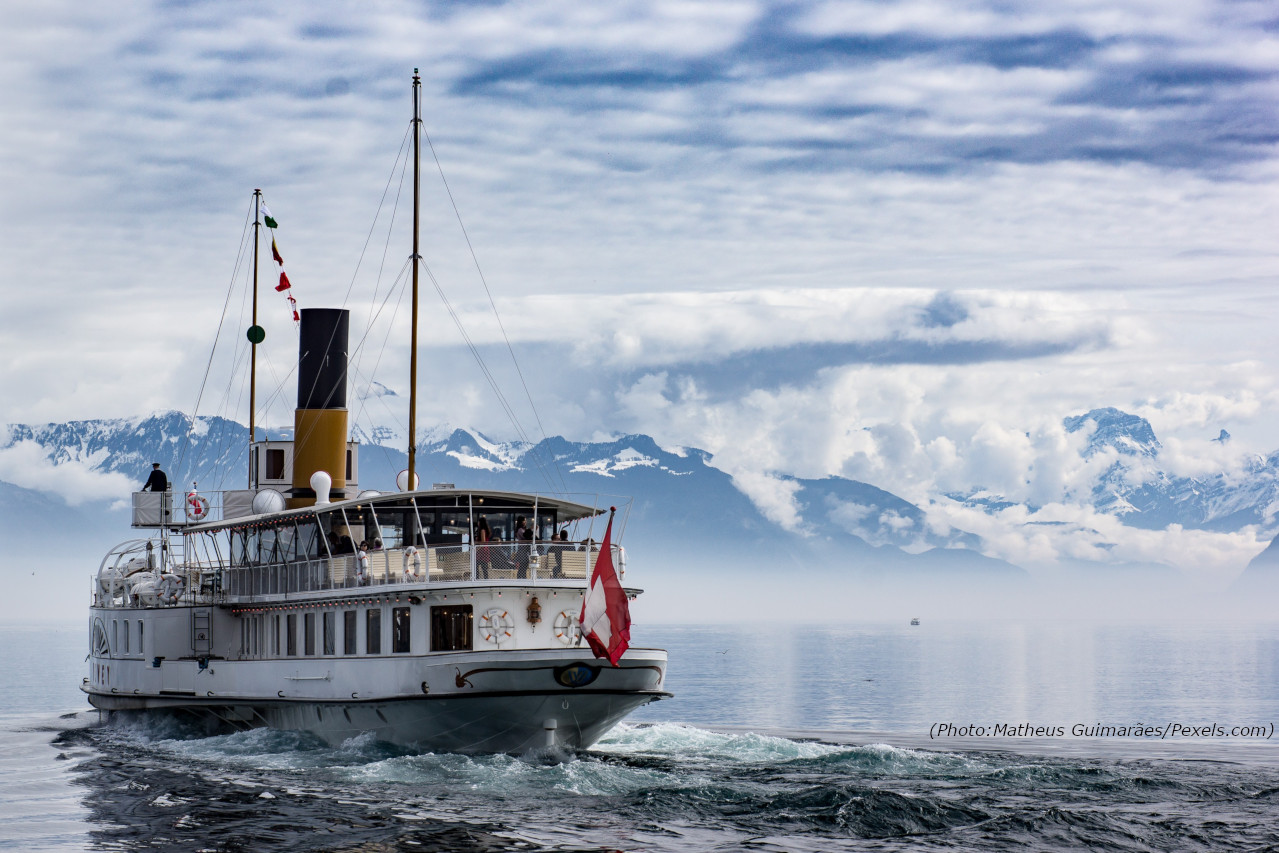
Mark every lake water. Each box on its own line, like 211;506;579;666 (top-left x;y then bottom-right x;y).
3;619;1278;851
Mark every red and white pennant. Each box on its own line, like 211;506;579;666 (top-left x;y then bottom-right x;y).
261;201;299;323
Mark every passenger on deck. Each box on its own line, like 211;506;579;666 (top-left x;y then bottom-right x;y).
372;538;383;550
141;463;168;492
474;518;493;579
356;541;370;585
547;529;571;577
514;516;531;578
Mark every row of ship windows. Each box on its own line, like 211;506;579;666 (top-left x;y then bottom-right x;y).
106;605;475;660
239;605;474;658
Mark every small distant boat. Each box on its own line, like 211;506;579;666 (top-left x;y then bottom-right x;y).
910;618;920;626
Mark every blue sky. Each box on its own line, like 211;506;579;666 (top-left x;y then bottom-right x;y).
2;0;1278;574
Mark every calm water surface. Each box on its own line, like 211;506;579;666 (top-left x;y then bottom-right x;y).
3;620;1278;851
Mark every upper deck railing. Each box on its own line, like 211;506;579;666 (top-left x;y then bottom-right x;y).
95;540;622;609
215;541;620;601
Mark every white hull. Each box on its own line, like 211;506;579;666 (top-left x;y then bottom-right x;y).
85;600;667;752
85;688;660;753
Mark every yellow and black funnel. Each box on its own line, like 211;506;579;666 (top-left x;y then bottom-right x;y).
289;308;349;508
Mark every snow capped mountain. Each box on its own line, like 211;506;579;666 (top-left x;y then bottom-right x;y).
1065;408;1279;534
18;404;1279;580
946;407;1279;563
1;413;1017;580
1065;407;1161;459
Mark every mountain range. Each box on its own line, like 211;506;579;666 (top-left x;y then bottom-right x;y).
4;406;1278;587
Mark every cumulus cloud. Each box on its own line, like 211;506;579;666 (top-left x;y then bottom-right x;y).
0;438;135;506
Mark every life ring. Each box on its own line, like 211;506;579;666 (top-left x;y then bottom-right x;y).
402;546;421;581
185;493;210;521
157;572;185;604
478;608;513;644
553;610;582;646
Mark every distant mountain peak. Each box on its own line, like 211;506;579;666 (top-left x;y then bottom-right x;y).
1064;407;1160;458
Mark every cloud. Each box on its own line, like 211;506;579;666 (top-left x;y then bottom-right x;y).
0;435;135;506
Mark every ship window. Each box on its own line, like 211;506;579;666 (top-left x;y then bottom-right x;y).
138;620;144;656
272;615;280;656
323;612;336;656
304;613;316;655
392;607;411;653
344;611;357;655
430;606;473;652
287;614;297;656
345;449;352;482
123;621;130;654
366;608;381;654
112;620;118;656
266;448;285;480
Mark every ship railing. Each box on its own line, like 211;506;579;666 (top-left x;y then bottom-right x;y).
131;489;257;528
215;542;624;601
92;549;224;610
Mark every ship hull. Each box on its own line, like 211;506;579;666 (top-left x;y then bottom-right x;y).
84;641;668;752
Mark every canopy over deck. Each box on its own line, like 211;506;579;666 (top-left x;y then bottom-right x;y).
184;488;607;535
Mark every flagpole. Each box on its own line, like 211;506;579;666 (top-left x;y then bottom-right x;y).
407;69;421;492
250;188;261;475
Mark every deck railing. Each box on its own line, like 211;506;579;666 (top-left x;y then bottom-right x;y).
96;542;623;609
217;542;620;601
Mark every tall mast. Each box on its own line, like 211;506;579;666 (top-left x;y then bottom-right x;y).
407;70;421;491
250;188;261;470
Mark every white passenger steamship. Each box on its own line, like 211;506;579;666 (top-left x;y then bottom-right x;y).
82;73;669;752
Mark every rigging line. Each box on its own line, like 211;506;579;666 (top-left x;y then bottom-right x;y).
294;257;411;459
422;126;569;494
341;122;413;308
205;343;253;491
293;121;410;461
348;131;412;403
257;358;302;427
176;197;255;481
421;258;560;493
205;241;259;489
347;362;433;478
348;256;410;401
351;260;412;435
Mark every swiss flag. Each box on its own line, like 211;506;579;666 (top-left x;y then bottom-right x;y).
579;508;630;666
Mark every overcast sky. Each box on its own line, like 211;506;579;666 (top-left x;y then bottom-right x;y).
3;0;1279;574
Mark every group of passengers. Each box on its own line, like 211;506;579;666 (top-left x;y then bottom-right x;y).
340;515;598;584
472;516;594;579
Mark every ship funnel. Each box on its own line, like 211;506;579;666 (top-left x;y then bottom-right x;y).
289;308;349;508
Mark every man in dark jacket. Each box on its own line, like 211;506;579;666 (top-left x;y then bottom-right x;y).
142;463;168;492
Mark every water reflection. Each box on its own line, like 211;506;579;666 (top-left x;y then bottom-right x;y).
630;622;1279;733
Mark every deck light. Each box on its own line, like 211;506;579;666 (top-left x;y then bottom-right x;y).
527;596;542;626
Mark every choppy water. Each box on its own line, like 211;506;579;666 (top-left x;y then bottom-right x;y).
5;621;1279;851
